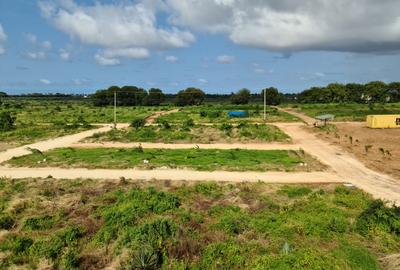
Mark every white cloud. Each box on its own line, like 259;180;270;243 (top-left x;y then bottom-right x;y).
94;54;120;66
40;79;51;85
39;0;195;64
254;68;265;74
217;55;235;64
59;49;70;60
94;48;149;65
73;78;90;85
198;78;208;84
42;40;52;50
167;0;400;53
26;51;46;60
0;24;7;55
165;55;178;62
100;48;150;59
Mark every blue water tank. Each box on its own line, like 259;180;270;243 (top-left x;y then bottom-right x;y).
228;111;248;118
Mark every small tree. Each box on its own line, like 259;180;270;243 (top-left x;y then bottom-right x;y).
231;88;251;104
131;118;146;129
176;88;205;106
261;87;282;105
0;111;15;131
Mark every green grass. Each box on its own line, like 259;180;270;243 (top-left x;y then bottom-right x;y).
282;103;400;121
87;123;291;143
0;98;170;146
157;104;300;123
0;178;398;269
6;148;322;172
0;124;92;147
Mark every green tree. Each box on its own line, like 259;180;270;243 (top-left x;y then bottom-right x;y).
231;88;251;104
145;88;165;106
0;111;16;131
363;81;389;108
176;88;205;106
388;82;400;102
261;87;282;105
92;86;148;106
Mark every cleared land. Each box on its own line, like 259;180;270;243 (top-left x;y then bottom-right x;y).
5;148;323;172
157;104;300;124
86;123;291;144
313;122;400;180
0;178;399;269
281;103;400;121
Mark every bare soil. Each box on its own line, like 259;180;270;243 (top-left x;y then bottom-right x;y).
0;143;14;152
313;122;400;180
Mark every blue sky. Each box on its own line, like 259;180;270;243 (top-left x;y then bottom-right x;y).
1;0;400;94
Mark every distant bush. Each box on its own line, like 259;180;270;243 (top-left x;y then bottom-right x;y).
0;111;16;131
131;118;146;129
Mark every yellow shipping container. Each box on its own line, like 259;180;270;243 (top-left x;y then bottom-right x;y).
366;115;400;129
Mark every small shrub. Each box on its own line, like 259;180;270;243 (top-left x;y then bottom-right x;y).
62;248;80;269
278;186;312;198
0;111;16;131
131;118;146;129
0;215;15;230
24;215;54;230
356;199;400;236
160;120;171;129
123;245;161;270
184;118;195;127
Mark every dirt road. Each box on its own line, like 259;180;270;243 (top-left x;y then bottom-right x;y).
0;125;116;163
275;107;316;125
274;122;400;203
0;166;342;183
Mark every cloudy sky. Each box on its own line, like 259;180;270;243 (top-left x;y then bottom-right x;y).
1;0;400;94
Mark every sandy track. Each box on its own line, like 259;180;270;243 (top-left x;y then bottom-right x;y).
0;125;116;163
73;142;301;150
275;122;400;204
0;167;342;183
275;107;316;125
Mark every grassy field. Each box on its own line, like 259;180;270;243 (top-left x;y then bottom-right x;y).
0;99;166;147
2;99;161;124
6;148;322;172
282;103;400;121
0;124;93;148
157;104;300;124
0;178;399;269
87;123;291;144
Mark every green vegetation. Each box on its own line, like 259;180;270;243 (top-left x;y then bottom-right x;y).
282;103;400;121
0;178;398;269
158;104;299;124
0;98;163;146
6;148;322;172
88;123;291;143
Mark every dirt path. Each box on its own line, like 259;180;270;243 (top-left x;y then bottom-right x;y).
0;125;117;163
0;166;342;183
275;107;316;125
145;109;179;124
274;123;400;204
73;142;301;150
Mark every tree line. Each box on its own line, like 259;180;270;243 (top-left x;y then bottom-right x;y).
2;80;400;107
90;86;282;106
297;81;400;104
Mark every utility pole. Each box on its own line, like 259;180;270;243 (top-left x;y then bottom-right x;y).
113;90;117;129
263;89;267;122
